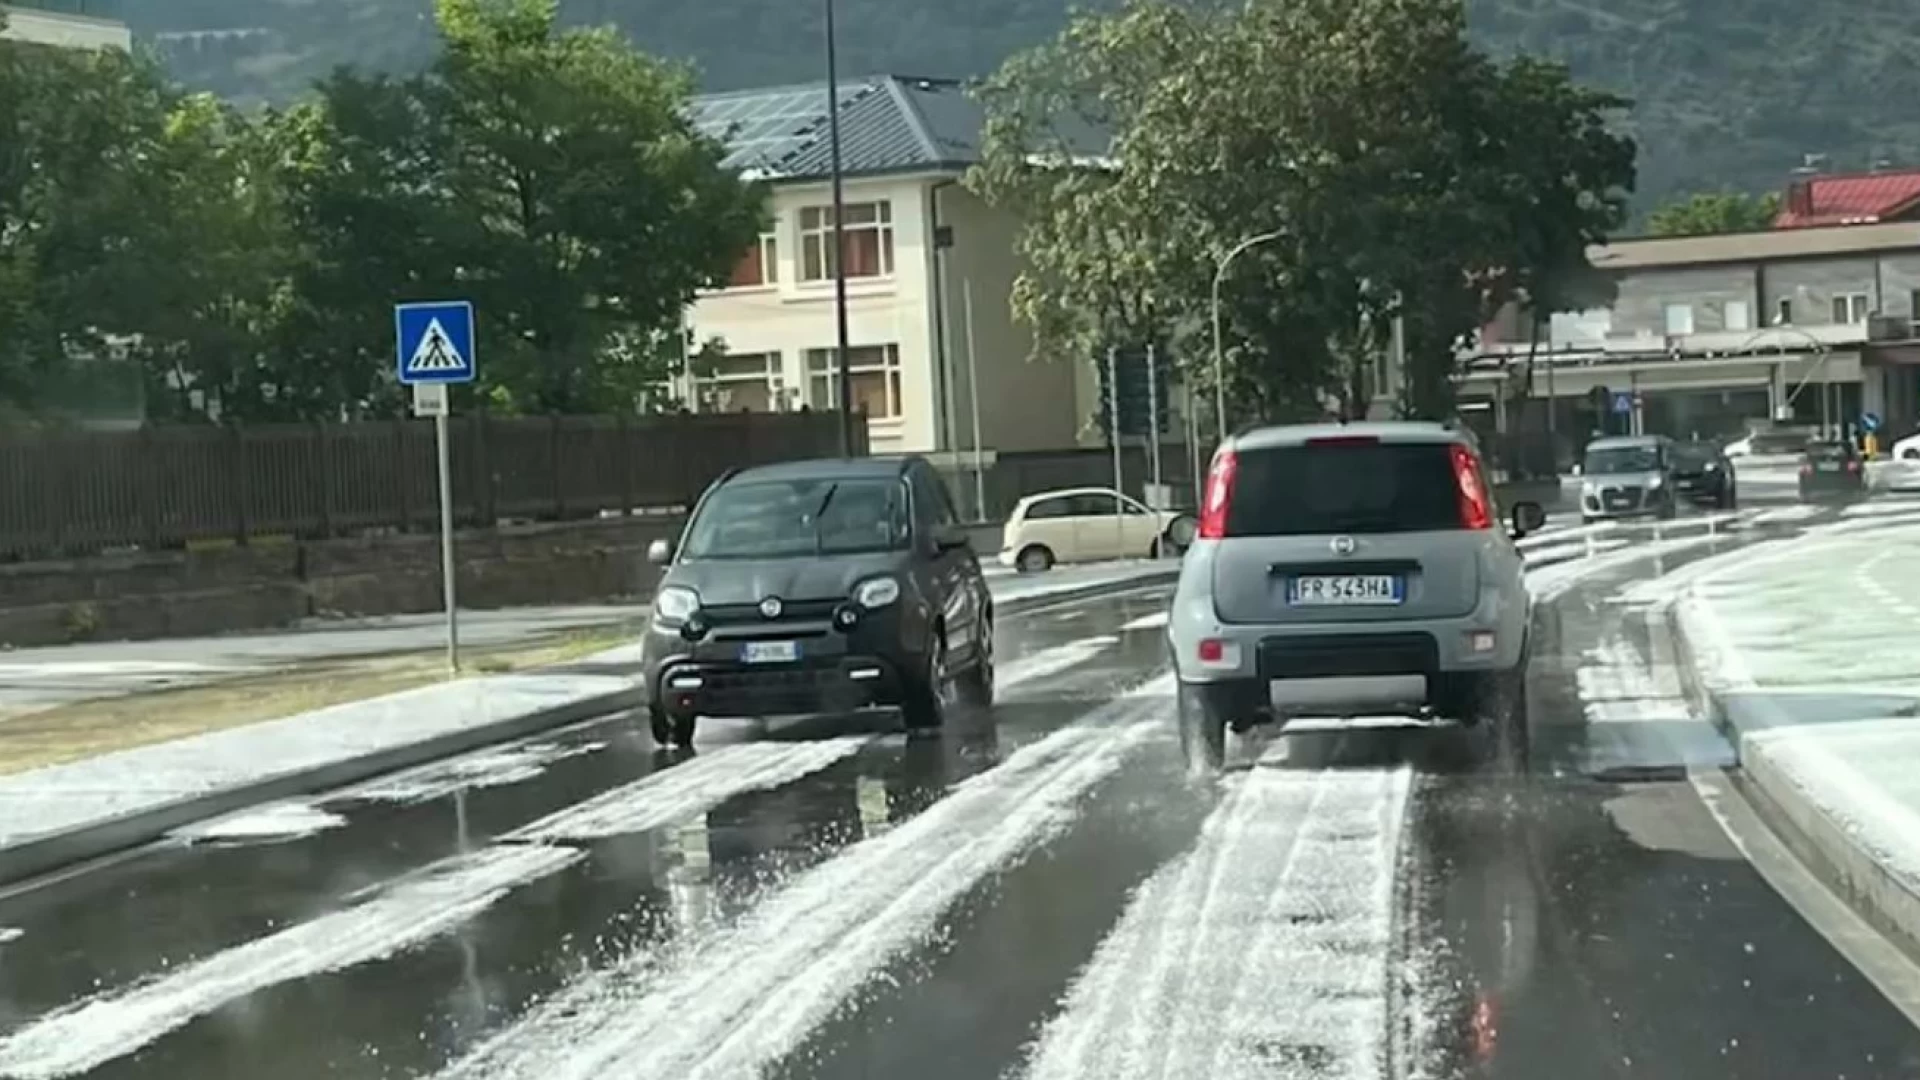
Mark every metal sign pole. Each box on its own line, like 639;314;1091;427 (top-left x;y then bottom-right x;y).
1146;343;1163;498
1108;346;1124;550
435;411;459;671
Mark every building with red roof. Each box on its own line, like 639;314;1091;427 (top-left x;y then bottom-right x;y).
1776;168;1920;229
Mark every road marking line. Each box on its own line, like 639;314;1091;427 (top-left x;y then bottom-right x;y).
508;739;868;842
436;677;1174;1080
0;845;584;1080
1022;765;1411;1080
1120;610;1169;632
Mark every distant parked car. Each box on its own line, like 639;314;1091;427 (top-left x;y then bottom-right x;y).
1670;441;1737;510
1798;440;1867;502
999;487;1196;572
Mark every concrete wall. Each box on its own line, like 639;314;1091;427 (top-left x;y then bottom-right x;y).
0;516;679;648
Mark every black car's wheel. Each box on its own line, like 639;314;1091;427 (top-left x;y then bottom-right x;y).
956;617;995;709
1016;544;1055;573
647;701;695;748
902;633;953;731
1719;484;1736;510
1176;681;1228;775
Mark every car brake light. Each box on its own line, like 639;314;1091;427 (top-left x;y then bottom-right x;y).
1449;444;1492;530
1304;435;1380;447
1799;462;1812;476
1197;639;1224;662
1846;459;1861;473
1197;448;1238;539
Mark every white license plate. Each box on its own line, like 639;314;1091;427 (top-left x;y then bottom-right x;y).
739;641;800;664
1288;575;1403;606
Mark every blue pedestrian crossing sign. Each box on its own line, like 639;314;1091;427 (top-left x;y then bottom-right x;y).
395;301;476;385
1610;390;1635;415
1861;411;1882;433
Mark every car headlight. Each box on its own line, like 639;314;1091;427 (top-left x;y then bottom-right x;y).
1647;475;1664;488
1582;481;1599;496
653;585;698;624
853;576;900;609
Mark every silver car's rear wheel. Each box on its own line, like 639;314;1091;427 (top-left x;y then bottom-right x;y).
1176;682;1228;775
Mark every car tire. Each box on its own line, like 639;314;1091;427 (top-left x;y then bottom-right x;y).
1656;498;1677;520
1016;544;1055;573
647;702;694;749
1176;680;1229;775
1486;667;1531;775
902;632;952;731
956;618;995;709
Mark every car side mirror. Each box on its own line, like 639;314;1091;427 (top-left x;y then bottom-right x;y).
1570;463;1583;476
1510;500;1546;538
646;537;674;566
933;524;970;553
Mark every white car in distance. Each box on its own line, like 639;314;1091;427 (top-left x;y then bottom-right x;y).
999;487;1197;572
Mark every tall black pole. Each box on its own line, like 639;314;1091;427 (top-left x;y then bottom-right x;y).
824;0;855;455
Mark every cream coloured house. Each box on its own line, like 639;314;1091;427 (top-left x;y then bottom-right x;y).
681;76;1107;463
0;1;131;49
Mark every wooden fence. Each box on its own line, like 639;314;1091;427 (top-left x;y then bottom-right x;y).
0;411;861;560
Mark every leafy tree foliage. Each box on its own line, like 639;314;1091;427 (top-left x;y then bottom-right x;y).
970;0;1635;422
1646;190;1782;237
0;0;761;424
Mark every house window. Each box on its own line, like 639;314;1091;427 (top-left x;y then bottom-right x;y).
800;202;894;281
728;232;779;288
1723;299;1751;332
1832;292;1870;324
1776;297;1793;325
695;352;784;412
806;344;902;419
1663;303;1694;336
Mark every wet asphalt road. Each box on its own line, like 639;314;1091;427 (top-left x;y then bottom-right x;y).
4;505;1920;1078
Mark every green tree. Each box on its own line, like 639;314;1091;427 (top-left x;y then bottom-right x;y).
280;0;766;417
1646;190;1781;237
970;0;1635;424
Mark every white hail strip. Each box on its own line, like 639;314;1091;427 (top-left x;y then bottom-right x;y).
995;637;1119;690
1575;636;1689;725
508;738;869;842
1120;609;1170;632
437;676;1174;1080
171;801;347;843
0;928;21;944
1526;530;1733;603
1023;765;1412;1080
340;740;608;804
0;845;583;1080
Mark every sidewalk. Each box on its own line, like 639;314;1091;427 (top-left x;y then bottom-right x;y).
1673;518;1920;960
0;559;1176;886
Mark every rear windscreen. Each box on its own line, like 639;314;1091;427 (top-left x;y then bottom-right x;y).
1671;444;1716;468
1225;443;1465;537
1807;442;1851;461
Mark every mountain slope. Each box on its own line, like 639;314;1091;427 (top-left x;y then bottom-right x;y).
121;0;1920;205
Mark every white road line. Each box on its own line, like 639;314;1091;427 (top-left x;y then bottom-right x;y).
0;845;583;1080
1023;765;1411;1080
437;677;1174;1080
508;739;868;842
1120;610;1170;632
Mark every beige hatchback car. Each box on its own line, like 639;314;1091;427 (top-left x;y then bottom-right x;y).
999;487;1197;572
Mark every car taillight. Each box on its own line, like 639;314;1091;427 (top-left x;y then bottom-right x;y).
1799;462;1812;476
1449;444;1493;530
1847;459;1861;473
1197;448;1238;539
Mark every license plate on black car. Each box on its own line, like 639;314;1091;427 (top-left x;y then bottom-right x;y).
740;641;800;663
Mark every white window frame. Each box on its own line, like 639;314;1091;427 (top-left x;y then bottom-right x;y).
799;202;894;282
1832;292;1870;324
1663;303;1694;336
694;351;785;412
805;343;903;419
1722;299;1751;332
726;231;779;289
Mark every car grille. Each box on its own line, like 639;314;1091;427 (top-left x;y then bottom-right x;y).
702;599;842;626
1259;632;1439;679
687;660;895;715
1598;485;1645;510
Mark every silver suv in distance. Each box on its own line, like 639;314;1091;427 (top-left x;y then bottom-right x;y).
1166;421;1546;772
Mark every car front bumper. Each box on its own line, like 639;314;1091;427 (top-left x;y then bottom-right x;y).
642;612;923;721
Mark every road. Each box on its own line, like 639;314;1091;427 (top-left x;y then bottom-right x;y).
2;512;1919;1079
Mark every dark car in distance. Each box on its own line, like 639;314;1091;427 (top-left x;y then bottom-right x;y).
1798;439;1867;502
1671;441;1737;509
638;456;993;748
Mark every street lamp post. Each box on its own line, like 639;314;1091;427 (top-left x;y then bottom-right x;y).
824;0;855;455
1210;229;1285;444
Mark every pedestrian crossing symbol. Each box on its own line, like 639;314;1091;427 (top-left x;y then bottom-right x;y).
394;300;476;385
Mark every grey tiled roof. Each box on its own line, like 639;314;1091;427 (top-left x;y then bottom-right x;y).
689;74;1061;182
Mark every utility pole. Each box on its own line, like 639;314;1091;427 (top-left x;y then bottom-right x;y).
824;0;854;455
